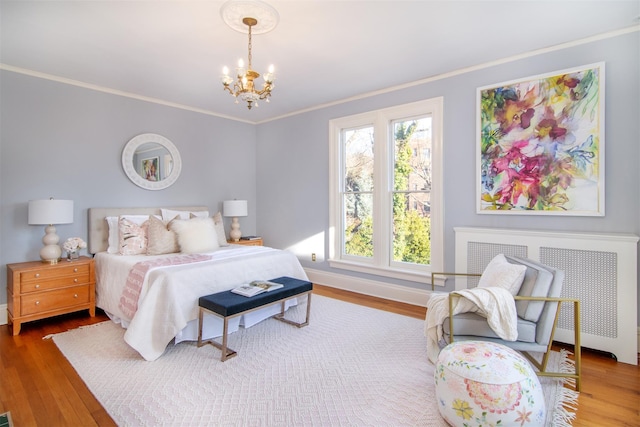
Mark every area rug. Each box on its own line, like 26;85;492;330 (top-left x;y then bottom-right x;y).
50;295;577;426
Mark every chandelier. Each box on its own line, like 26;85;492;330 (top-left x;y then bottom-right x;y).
220;1;279;110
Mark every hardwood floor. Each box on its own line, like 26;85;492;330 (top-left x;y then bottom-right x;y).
0;308;115;426
1;284;638;426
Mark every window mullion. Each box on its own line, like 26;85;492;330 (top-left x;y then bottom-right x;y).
372;115;390;268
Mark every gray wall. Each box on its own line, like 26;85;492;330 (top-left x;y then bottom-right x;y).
256;32;640;315
0;72;258;307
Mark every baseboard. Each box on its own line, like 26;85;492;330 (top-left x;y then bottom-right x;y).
303;267;429;308
0;304;7;325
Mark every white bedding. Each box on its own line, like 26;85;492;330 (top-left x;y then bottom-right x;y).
95;245;308;361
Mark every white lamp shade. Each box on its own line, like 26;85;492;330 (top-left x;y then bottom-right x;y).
28;199;74;225
223;200;248;217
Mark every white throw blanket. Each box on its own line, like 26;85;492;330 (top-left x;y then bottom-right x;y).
424;287;518;363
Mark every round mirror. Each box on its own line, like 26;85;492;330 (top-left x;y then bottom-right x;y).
122;133;182;190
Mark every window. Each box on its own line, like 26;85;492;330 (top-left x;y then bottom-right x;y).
329;98;443;282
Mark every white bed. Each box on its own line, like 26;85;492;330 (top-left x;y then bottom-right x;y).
88;207;309;361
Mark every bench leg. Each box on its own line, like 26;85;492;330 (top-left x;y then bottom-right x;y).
274;293;311;328
197;307;204;347
218;317;237;361
197;307;237;361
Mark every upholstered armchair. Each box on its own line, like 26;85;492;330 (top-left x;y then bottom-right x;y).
431;255;582;391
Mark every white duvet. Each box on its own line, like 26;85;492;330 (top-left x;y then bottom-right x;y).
95;245;308;361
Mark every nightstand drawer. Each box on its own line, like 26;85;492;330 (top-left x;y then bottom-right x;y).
20;263;90;282
21;273;91;293
228;238;263;246
239;239;262;246
20;285;90;316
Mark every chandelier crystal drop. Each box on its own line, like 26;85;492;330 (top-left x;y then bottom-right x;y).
221;17;275;110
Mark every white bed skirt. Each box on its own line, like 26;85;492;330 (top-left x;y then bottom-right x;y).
103;298;298;346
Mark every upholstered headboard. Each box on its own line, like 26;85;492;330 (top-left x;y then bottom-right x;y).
88;206;209;254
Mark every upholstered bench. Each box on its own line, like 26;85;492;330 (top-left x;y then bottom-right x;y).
434;340;546;426
197;276;313;361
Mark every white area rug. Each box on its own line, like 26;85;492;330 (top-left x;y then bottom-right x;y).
51;295;577;426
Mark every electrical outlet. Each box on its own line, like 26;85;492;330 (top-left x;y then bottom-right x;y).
311;253;316;262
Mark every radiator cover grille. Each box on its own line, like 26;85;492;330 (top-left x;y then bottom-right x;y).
541;247;617;338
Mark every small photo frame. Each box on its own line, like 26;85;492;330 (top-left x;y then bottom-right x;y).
477;62;605;216
141;156;160;182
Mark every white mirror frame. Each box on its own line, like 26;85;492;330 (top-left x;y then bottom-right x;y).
122;133;182;190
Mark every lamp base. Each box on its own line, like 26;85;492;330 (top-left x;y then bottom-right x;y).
40;225;62;264
229;217;242;242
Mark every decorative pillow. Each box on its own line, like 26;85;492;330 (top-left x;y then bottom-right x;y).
161;208;209;222
106;216;119;254
513;259;553;322
188;211;228;247
170;217;220;254
147;215;179;255
118;217;149;255
478;254;527;295
107;215;153;254
213;211;229;247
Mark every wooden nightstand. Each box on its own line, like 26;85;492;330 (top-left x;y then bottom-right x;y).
228;238;263;246
7;256;95;335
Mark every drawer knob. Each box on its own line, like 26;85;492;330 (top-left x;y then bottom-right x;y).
74;268;78;272
74;278;78;283
74;294;78;298
35;284;40;289
35;301;40;305
35;273;40;278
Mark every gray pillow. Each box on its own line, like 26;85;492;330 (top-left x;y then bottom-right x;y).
508;257;554;322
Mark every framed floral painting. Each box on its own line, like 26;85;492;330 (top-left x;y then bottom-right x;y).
477;62;605;216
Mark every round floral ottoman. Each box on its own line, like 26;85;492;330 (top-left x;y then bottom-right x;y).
434;340;545;426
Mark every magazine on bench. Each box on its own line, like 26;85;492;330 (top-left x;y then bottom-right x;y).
231;280;284;297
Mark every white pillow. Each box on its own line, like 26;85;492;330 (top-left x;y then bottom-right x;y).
107;215;153;254
161;208;209;222
170;217;220;254
213;211;229;247
106;216;119;254
478;254;527;295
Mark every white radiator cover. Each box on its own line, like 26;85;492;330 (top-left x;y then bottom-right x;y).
454;227;639;365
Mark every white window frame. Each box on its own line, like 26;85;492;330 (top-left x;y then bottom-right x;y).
328;98;444;282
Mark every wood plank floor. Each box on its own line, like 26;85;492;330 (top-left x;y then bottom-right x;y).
1;284;638;426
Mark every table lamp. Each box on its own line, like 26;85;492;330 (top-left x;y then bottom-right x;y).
28;198;74;264
223;200;248;242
